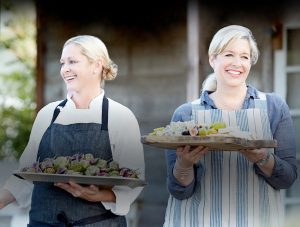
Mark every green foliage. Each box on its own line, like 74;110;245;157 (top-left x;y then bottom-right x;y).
0;0;36;160
0;105;35;160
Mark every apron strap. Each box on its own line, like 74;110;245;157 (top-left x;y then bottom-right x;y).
51;99;68;124
101;96;109;131
191;97;204;123
254;91;267;109
50;96;109;128
57;210;119;227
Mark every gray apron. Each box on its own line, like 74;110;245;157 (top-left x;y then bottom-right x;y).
28;96;127;227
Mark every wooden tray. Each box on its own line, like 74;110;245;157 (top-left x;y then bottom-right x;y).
141;135;277;151
14;172;147;189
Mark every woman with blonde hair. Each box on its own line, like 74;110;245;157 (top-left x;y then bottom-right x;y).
0;35;145;226
164;25;297;227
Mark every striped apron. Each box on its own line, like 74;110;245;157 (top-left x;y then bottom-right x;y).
164;92;283;227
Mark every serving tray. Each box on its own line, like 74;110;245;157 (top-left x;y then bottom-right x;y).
141;135;277;151
14;172;147;189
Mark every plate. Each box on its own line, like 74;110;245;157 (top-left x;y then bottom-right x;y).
14;172;147;189
141;135;277;151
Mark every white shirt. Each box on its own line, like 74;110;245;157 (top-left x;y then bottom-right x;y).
4;91;145;215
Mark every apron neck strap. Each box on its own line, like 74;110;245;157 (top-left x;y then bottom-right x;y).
50;96;109;130
101;96;109;131
254;91;267;109
51;99;68;124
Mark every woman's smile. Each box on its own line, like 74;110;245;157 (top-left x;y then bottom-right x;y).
226;69;243;78
64;75;76;83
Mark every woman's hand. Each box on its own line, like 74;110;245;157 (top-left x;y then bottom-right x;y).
239;148;269;163
0;189;16;209
239;148;274;177
54;182;116;202
176;145;209;168
173;145;209;185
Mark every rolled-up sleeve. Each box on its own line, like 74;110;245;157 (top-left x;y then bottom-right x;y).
165;103;204;200
3;176;33;208
166;149;196;199
3;102;57;208
104;101;145;215
255;94;297;189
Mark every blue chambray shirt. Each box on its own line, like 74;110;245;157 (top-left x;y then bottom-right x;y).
165;85;298;200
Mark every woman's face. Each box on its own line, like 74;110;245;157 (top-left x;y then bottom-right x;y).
60;43;100;93
209;38;251;89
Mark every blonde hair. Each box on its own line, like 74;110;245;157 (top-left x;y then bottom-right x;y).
208;25;259;65
202;73;217;92
64;35;118;88
203;25;259;92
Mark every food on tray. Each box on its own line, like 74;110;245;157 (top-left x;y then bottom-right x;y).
142;121;276;150
148;120;255;139
21;153;140;179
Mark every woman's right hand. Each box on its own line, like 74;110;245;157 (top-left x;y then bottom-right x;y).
176;145;209;167
54;181;116;203
0;189;16;209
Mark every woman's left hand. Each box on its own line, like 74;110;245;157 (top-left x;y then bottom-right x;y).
239;148;274;177
239;148;268;163
55;181;116;202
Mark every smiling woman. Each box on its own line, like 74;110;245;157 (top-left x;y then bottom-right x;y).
0;35;145;227
163;25;297;227
59;36;118;109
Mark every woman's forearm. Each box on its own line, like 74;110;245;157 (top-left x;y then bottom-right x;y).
255;154;297;189
256;151;275;177
166;150;196;199
173;159;194;186
0;189;16;209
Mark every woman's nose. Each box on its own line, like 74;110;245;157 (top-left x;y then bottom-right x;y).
232;56;242;66
61;64;70;74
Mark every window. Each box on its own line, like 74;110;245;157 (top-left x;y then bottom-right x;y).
274;24;300;224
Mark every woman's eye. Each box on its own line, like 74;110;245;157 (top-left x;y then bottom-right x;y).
225;54;233;57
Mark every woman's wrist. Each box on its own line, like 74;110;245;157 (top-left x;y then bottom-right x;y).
95;188;116;203
256;152;275;177
173;158;194;185
255;150;272;166
176;156;194;168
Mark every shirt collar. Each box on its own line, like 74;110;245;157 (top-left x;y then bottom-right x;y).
66;90;105;109
200;84;259;106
